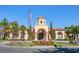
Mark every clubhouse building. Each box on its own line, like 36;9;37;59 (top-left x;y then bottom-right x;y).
34;16;66;41
1;16;66;41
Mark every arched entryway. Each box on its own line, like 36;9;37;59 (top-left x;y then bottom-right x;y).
57;32;63;39
37;29;46;40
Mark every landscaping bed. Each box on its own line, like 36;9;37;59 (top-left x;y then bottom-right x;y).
1;39;79;48
7;41;54;47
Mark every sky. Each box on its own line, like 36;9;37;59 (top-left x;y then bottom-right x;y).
0;5;79;28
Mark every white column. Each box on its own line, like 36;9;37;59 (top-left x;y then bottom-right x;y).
19;33;21;39
9;33;12;39
46;32;48;41
35;32;37;41
24;31;28;40
62;33;65;39
62;31;66;39
55;32;58;39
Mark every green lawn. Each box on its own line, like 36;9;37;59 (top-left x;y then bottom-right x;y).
0;37;9;42
54;42;79;47
0;39;8;42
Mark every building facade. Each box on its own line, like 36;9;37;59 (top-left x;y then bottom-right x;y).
8;16;66;41
34;16;66;41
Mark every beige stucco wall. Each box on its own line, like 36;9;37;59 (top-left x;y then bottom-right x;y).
35;25;48;32
9;31;28;40
24;31;28;40
55;30;66;39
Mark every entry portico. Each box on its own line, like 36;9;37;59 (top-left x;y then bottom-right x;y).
35;16;49;41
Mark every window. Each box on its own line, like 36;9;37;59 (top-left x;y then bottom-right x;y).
40;21;42;24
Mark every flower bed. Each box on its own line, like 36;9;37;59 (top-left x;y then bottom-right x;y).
32;40;54;46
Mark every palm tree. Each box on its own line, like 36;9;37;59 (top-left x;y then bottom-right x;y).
65;25;79;43
75;25;79;39
0;21;3;26
10;21;19;41
0;21;4;40
69;25;78;42
2;18;10;40
72;25;79;43
65;26;74;43
65;27;71;37
20;25;27;41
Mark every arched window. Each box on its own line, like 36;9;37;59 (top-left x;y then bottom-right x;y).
57;32;63;39
40;21;43;24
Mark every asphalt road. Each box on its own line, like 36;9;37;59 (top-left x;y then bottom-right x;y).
0;42;79;53
0;47;79;53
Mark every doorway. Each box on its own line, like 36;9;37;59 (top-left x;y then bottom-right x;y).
37;29;46;40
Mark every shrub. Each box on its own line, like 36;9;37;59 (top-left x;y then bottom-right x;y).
30;41;38;46
2;36;8;40
59;45;62;47
53;44;57;48
64;38;69;41
20;39;25;41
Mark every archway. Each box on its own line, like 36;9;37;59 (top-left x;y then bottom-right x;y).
57;32;63;39
37;29;46;40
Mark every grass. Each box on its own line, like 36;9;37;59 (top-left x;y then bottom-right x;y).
0;39;8;43
10;42;79;47
54;42;79;47
15;42;31;46
8;41;36;47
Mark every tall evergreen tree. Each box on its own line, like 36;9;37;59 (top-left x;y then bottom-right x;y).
49;21;54;40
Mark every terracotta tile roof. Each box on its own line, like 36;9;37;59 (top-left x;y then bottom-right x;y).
37;16;45;19
52;28;65;31
32;27;65;31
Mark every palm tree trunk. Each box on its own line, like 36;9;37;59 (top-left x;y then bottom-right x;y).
73;34;76;43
